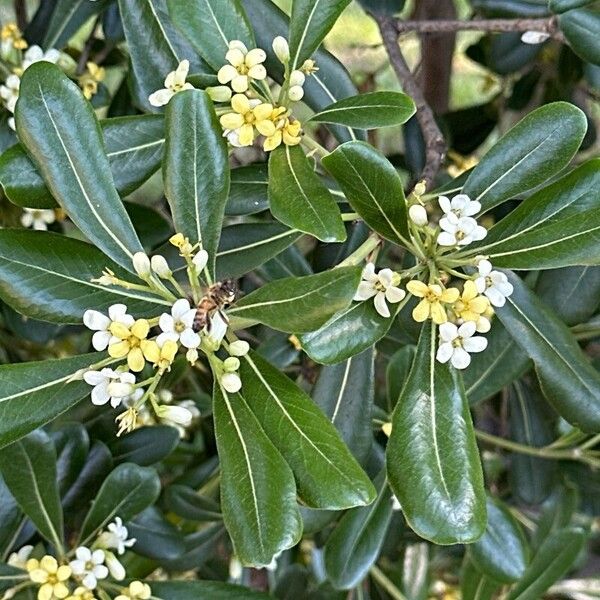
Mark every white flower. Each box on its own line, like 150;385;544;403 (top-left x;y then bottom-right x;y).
69;547;108;590
353;262;406;318
0;73;20;114
272;36;290;63
22;45;61;70
438;194;481;221
158;299;201;349
474;259;514;307
7;545;33;569
83;304;134;351
521;31;550;44
83;368;142;408
217;41;267;93
437;216;487;247
409;204;428;226
436;321;488;370
221;372;242;393
156;404;194;427
20;207;56;230
148;59;194;107
97;517;136;555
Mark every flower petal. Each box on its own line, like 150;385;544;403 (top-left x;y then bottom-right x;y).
385;286;406;303
92;330;111;351
451;347;471;369
180;328;201;349
83;310;110;331
354;281;377;301
217;64;238;84
172;298;191;320
436;342;453;364
412;298;430;322
439;322;458;342
437;231;456;246
463;336;488;353
374;292;390;318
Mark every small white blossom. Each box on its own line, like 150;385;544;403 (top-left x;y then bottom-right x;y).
20;207;56;230
132;252;151;278
436;321;488;370
192;249;209;271
521;31;550;44
474;259;514;307
288;85;304;102
354;262;406;318
21;45;61;70
158;299;201;349
7;545;33;569
83;304;134;351
217;41;267;93
150;254;171;278
223;356;240;372
104;552;126;581
228;340;250;357
289;70;306;87
221;372;242;393
186;348;199;365
83;368;142;408
156;404;194;427
97;517;136;555
408;204;428;226
69;547;108;590
148;59;194;107
272;36;290;63
438;194;481;222
437;216;487;247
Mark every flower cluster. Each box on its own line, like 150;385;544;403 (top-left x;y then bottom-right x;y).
353;191;513;370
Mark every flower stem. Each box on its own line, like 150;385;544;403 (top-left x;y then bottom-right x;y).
302;134;329;159
336;232;381;267
370;565;408;600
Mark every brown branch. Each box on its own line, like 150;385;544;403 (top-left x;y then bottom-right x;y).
375;15;446;189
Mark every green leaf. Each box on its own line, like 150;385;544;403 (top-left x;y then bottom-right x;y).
52;423;89;495
151;581;272;600
0;477;23;557
496;271;600;432
308;92;415;129
507;528;586;600
288;0;353;70
324;471;393;589
462;102;587;211
0;230;169;324
386;346;416;408
163;524;225;571
357;0;406;15
551;0;596;12
470;497;529;583
15;63;144;271
461;559;501;600
167;0;255;70
164;90;229;275
216;223;302;280
127;506;186;560
213;383;302;566
469;160;600;268
110;426;180;466
228;266;362;333
269;145;346;243
240;352;376;510
227;164;269;216
163;484;222;521
311;348;374;465
386;321;486;544
43;0;111;48
560;9;600;65
0;431;64;553
323;141;410;245
79;463;161;544
0;353;98;450
402;543;429;600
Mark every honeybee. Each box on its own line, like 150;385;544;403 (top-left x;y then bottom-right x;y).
192;279;237;333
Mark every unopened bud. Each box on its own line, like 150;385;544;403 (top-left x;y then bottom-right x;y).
105;552;126;581
132;252;151;278
223;356;240;372
289;70;305;87
157;404;193;426
272;36;290;63
221;372;242;393
186;348;199;365
408;204;428;226
193;249;209;271
289;85;304;102
414;180;427;196
151;255;171;278
228;340;250;357
206;85;232;103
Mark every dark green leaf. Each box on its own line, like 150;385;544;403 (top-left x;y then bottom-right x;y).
43;0;111;48
163;484;222;521
227;164;269;216
110;426;180;466
461;559;500;600
240;351;376;510
357;0;406;15
51;423;89;496
560;9;600;65
126;202;172;252
0;477;22;557
551;0;596;12
387;321;486;544
162;524;224;571
386;346;416;408
151;581;272;600
127;506;186;560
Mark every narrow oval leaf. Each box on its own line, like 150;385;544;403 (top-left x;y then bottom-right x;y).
469;160;600;268
15;63;144;271
213;383;302;566
387;346;416;408
559;9;600;65
79;463;161;544
126;506;186;560
151;581;272;600
110;426;180;466
163;484;222;521
463;102;587;211
551;0;595;11
162;524;225;571
240;352;376;510
308;92;415;129
228;266;362;333
268;145;346;243
0;230;168;324
496;271;600;432
0;477;23;556
461;559;501;600
164;89;230;275
43;0;111;48
323;141;410;245
0;353;98;450
386;321;487;544
227;164;269;216
167;0;255;70
324;471;393;589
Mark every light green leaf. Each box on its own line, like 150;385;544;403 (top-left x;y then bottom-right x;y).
0;353;98;450
228;266;362;333
323;141;410;245
269;145;346;243
559;9;600;65
240;351;376;510
213;383;302;566
15;63;144;271
463;102;587;211
497;271;600;432
386;321;486;544
0;430;64;553
164;89;229;276
308;92;415;129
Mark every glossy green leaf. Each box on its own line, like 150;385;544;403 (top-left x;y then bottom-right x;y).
0;230;168;324
164;89;229;275
387;346;416;408
402;543;429;600
311;348;374;465
15;63;144;271
463;102;587;211
151;581;272;600
0;431;64;552
52;423;89;496
470;497;529;583
532;486;579;550
551;0;596;11
387;321;486;544
79;463;161;544
43;0;111;48
324;471;393;589
229;266;362;333
308;92;415;129
163;484;222;521
288;0;353;70
0;353;98;450
240;351;376;510
323;141;410;245
469;160;600;268
167;0;255;70
496;271;600;432
507;528;586;600
213;383;302;566
269;145;345;243
227;164;269;216
560;9;600;65
127;506;186;560
110;426;180;466
0;477;23;557
461;559;500;600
